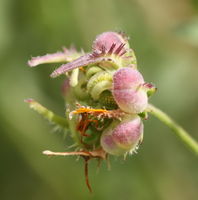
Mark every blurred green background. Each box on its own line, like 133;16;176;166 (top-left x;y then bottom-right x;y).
0;0;198;199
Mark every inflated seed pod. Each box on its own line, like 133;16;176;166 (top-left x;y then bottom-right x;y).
112;67;149;114
92;31;130;52
100;115;143;155
92;31;137;68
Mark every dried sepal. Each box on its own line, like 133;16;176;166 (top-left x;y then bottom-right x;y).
43;148;107;192
69;105;125;148
69;104;124;120
43;148;106;159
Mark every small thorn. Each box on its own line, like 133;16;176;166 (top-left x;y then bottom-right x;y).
43;150;53;155
114;43;125;55
119;50;127;57
24;98;34;103
108;43;116;54
101;45;106;54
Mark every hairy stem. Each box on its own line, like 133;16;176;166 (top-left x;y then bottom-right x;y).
147;104;198;155
25;99;68;128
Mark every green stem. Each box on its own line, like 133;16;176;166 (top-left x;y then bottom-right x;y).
147;104;198;156
25;99;68;128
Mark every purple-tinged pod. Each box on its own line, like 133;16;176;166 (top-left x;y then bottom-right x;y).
92;31;137;68
112;67;153;114
100;115;143;155
92;31;130;54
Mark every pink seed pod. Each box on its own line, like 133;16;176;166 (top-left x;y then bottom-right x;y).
112;67;149;114
100;115;143;155
92;31;129;53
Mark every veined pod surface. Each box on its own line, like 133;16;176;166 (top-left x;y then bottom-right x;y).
112;67;148;114
100;115;143;155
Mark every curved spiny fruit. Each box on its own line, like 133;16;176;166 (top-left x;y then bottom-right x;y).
100;115;143;155
112;67;149;114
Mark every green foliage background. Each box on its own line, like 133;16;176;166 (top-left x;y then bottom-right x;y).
0;0;198;199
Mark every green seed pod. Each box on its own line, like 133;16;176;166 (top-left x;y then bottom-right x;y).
87;71;112;100
98;90;118;109
86;65;103;79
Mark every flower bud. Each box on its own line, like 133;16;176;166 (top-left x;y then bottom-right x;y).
112;67;149;114
100;115;143;155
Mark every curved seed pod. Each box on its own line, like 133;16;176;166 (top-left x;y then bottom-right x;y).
112;67;149;114
100;115;143;155
87;71;112;100
86;65;103;79
91;80;112;100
